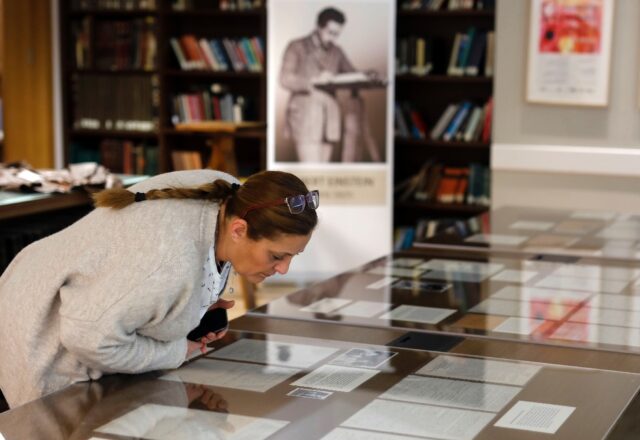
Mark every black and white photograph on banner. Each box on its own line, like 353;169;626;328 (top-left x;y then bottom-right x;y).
271;1;391;163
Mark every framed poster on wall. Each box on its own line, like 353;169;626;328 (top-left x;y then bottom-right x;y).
526;0;614;106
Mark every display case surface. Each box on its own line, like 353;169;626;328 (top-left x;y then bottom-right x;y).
250;249;640;355
414;205;640;263
1;330;639;440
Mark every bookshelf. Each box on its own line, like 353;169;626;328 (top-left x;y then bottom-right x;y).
59;0;267;178
394;0;495;241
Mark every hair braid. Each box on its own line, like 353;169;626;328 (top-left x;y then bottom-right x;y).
93;179;235;209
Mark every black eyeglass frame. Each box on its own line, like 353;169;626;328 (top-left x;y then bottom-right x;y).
240;190;320;219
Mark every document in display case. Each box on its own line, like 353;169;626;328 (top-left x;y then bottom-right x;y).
414;205;640;263
1;330;639;439
250;249;640;354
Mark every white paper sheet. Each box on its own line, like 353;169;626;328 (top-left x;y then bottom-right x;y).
494;400;575;434
366;266;424;278
492;317;546;335
386;258;425;268
209;339;339;369
338;301;392;318
491;285;593;303
300;298;352;314
568;306;640;329
321;427;409;440
160;359;299;392
416;259;505;277
509;220;555;231
535;274;628;295
96;403;288;440
552;264;640;282
570;210;617;221
291;364;380;392
464;233;529;246
379;305;456;324
417;355;541;386
380;375;520;412
342;399;494;440
490;269;538;284
329;348;398;369
366;277;398;290
550;322;640;348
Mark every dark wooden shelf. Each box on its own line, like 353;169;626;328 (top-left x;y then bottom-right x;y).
165;9;265;17
70;129;159;138
395;137;490;149
395;201;489;215
396;74;492;84
163;70;263;79
69;9;158;18
72;69;157;75
397;9;494;18
162;127;266;139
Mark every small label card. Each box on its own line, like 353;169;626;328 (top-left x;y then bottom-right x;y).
494;400;575;434
287;388;333;400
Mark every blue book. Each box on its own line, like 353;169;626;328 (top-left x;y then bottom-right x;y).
209;39;230;71
443;101;472;141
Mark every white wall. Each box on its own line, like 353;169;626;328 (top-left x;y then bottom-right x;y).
492;0;640;213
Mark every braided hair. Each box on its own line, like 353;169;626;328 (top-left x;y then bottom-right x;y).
93;171;317;240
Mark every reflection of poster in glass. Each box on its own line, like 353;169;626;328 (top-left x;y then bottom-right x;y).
526;0;614;106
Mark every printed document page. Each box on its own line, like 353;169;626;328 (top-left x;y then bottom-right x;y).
380;375;520;413
291;364;380;392
161;359;299;392
342;399;494;440
417;355;541;386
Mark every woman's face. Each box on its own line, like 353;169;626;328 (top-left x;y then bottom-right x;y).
231;232;312;284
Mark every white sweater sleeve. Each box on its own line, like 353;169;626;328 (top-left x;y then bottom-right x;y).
59;252;198;374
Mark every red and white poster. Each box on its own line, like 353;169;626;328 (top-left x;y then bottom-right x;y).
526;0;614;106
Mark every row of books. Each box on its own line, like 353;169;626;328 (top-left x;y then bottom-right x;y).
396;30;493;77
72;0;156;10
396;213;487;250
172;0;263;10
401;0;494;10
73;18;157;71
429;98;493;143
395;160;490;206
70;140;159;175
171;150;203;170
171;90;252;124
394;102;427;140
395;98;492;143
170;35;264;72
72;74;159;131
447;28;494;77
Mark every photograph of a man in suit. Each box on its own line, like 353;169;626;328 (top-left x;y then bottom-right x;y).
279;7;383;163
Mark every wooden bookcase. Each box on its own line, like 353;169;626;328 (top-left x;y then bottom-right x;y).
394;3;494;231
59;0;267;178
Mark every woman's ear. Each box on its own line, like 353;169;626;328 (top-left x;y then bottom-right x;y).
228;218;248;242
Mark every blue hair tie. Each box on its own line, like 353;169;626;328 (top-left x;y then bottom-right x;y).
134;192;146;202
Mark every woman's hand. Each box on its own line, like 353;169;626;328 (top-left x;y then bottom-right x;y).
208;297;235;311
185;298;236;358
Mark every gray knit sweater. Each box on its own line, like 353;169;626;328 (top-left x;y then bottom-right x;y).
0;169;237;408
